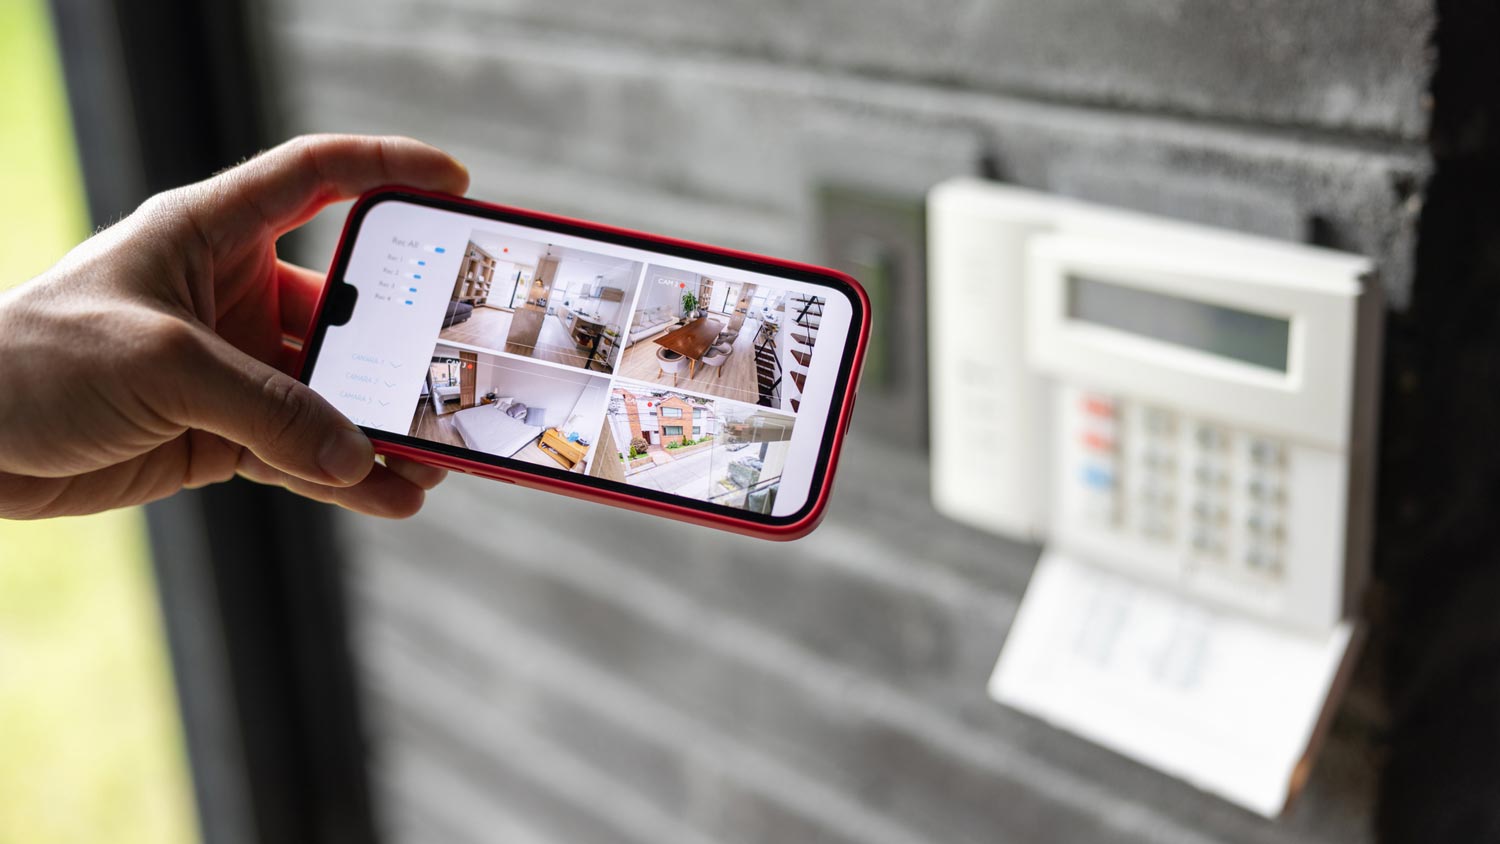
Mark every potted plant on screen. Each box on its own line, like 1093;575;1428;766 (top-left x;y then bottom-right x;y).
681;289;700;319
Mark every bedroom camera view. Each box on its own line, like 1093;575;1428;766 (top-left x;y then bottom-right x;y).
591;385;796;514
407;343;612;473
618;265;827;413
439;231;644;373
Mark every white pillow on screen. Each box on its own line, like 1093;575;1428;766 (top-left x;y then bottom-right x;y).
493;396;515;411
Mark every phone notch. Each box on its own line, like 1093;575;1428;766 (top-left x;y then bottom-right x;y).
325;280;359;327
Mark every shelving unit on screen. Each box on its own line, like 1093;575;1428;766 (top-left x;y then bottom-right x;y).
454;241;496;306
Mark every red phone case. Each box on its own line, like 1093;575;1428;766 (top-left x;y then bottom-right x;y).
296;187;871;541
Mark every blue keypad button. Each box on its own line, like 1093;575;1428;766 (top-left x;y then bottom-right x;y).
1080;464;1116;490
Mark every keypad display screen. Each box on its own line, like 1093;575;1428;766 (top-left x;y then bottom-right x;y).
1067;276;1290;373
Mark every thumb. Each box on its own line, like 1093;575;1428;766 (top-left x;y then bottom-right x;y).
189;134;470;239
162;327;375;487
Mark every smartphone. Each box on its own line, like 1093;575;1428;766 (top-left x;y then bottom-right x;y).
297;189;870;540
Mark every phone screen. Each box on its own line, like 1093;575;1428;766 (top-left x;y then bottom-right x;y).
302;193;862;526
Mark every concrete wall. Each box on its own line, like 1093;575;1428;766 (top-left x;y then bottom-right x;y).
257;3;1440;841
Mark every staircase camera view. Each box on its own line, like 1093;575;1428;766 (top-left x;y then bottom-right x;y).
617;266;825;414
440;232;643;373
591;385;796;515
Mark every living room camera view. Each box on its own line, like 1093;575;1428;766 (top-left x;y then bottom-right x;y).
617;265;827;413
440;231;644;373
407;342;611;473
590;385;796;514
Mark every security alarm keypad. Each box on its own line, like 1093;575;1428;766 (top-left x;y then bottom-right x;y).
1030;229;1372;635
928;180;1381;817
930;179;1379;635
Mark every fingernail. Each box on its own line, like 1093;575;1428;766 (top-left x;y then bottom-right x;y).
319;427;373;484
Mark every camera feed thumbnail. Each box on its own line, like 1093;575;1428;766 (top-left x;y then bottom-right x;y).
617;265;826;413
440;231;644;374
407;342;611;474
590;385;795;514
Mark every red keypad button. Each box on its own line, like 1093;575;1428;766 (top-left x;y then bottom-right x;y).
1081;395;1116;418
1081;431;1115;452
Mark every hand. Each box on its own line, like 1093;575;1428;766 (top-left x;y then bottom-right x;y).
0;134;469;519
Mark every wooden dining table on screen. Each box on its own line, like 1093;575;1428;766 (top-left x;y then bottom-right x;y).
653;316;724;378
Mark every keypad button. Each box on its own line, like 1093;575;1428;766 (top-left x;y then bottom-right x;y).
1195;424;1227;451
1245;547;1283;574
1249;438;1286;466
1142;519;1173;541
1246;513;1285;542
1081;395;1117;419
1142;487;1175;508
1143;449;1175;473
1192;499;1227;524
1081;463;1116;490
1081;431;1116;452
1144;407;1176;435
1194;463;1228;487
1247;478;1285;504
1191;530;1223;556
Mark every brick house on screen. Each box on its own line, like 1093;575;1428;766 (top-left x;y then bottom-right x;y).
609;389;718;449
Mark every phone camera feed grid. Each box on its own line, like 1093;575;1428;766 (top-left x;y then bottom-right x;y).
390;222;830;515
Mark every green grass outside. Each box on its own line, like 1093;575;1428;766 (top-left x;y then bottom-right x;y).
0;2;198;843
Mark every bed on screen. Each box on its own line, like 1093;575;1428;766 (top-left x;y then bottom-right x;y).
451;402;543;458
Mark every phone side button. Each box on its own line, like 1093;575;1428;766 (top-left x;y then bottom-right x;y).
464;468;515;484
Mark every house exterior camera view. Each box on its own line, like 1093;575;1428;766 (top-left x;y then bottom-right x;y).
591;385;796;514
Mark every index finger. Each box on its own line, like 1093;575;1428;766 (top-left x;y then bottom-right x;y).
190;134;470;238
